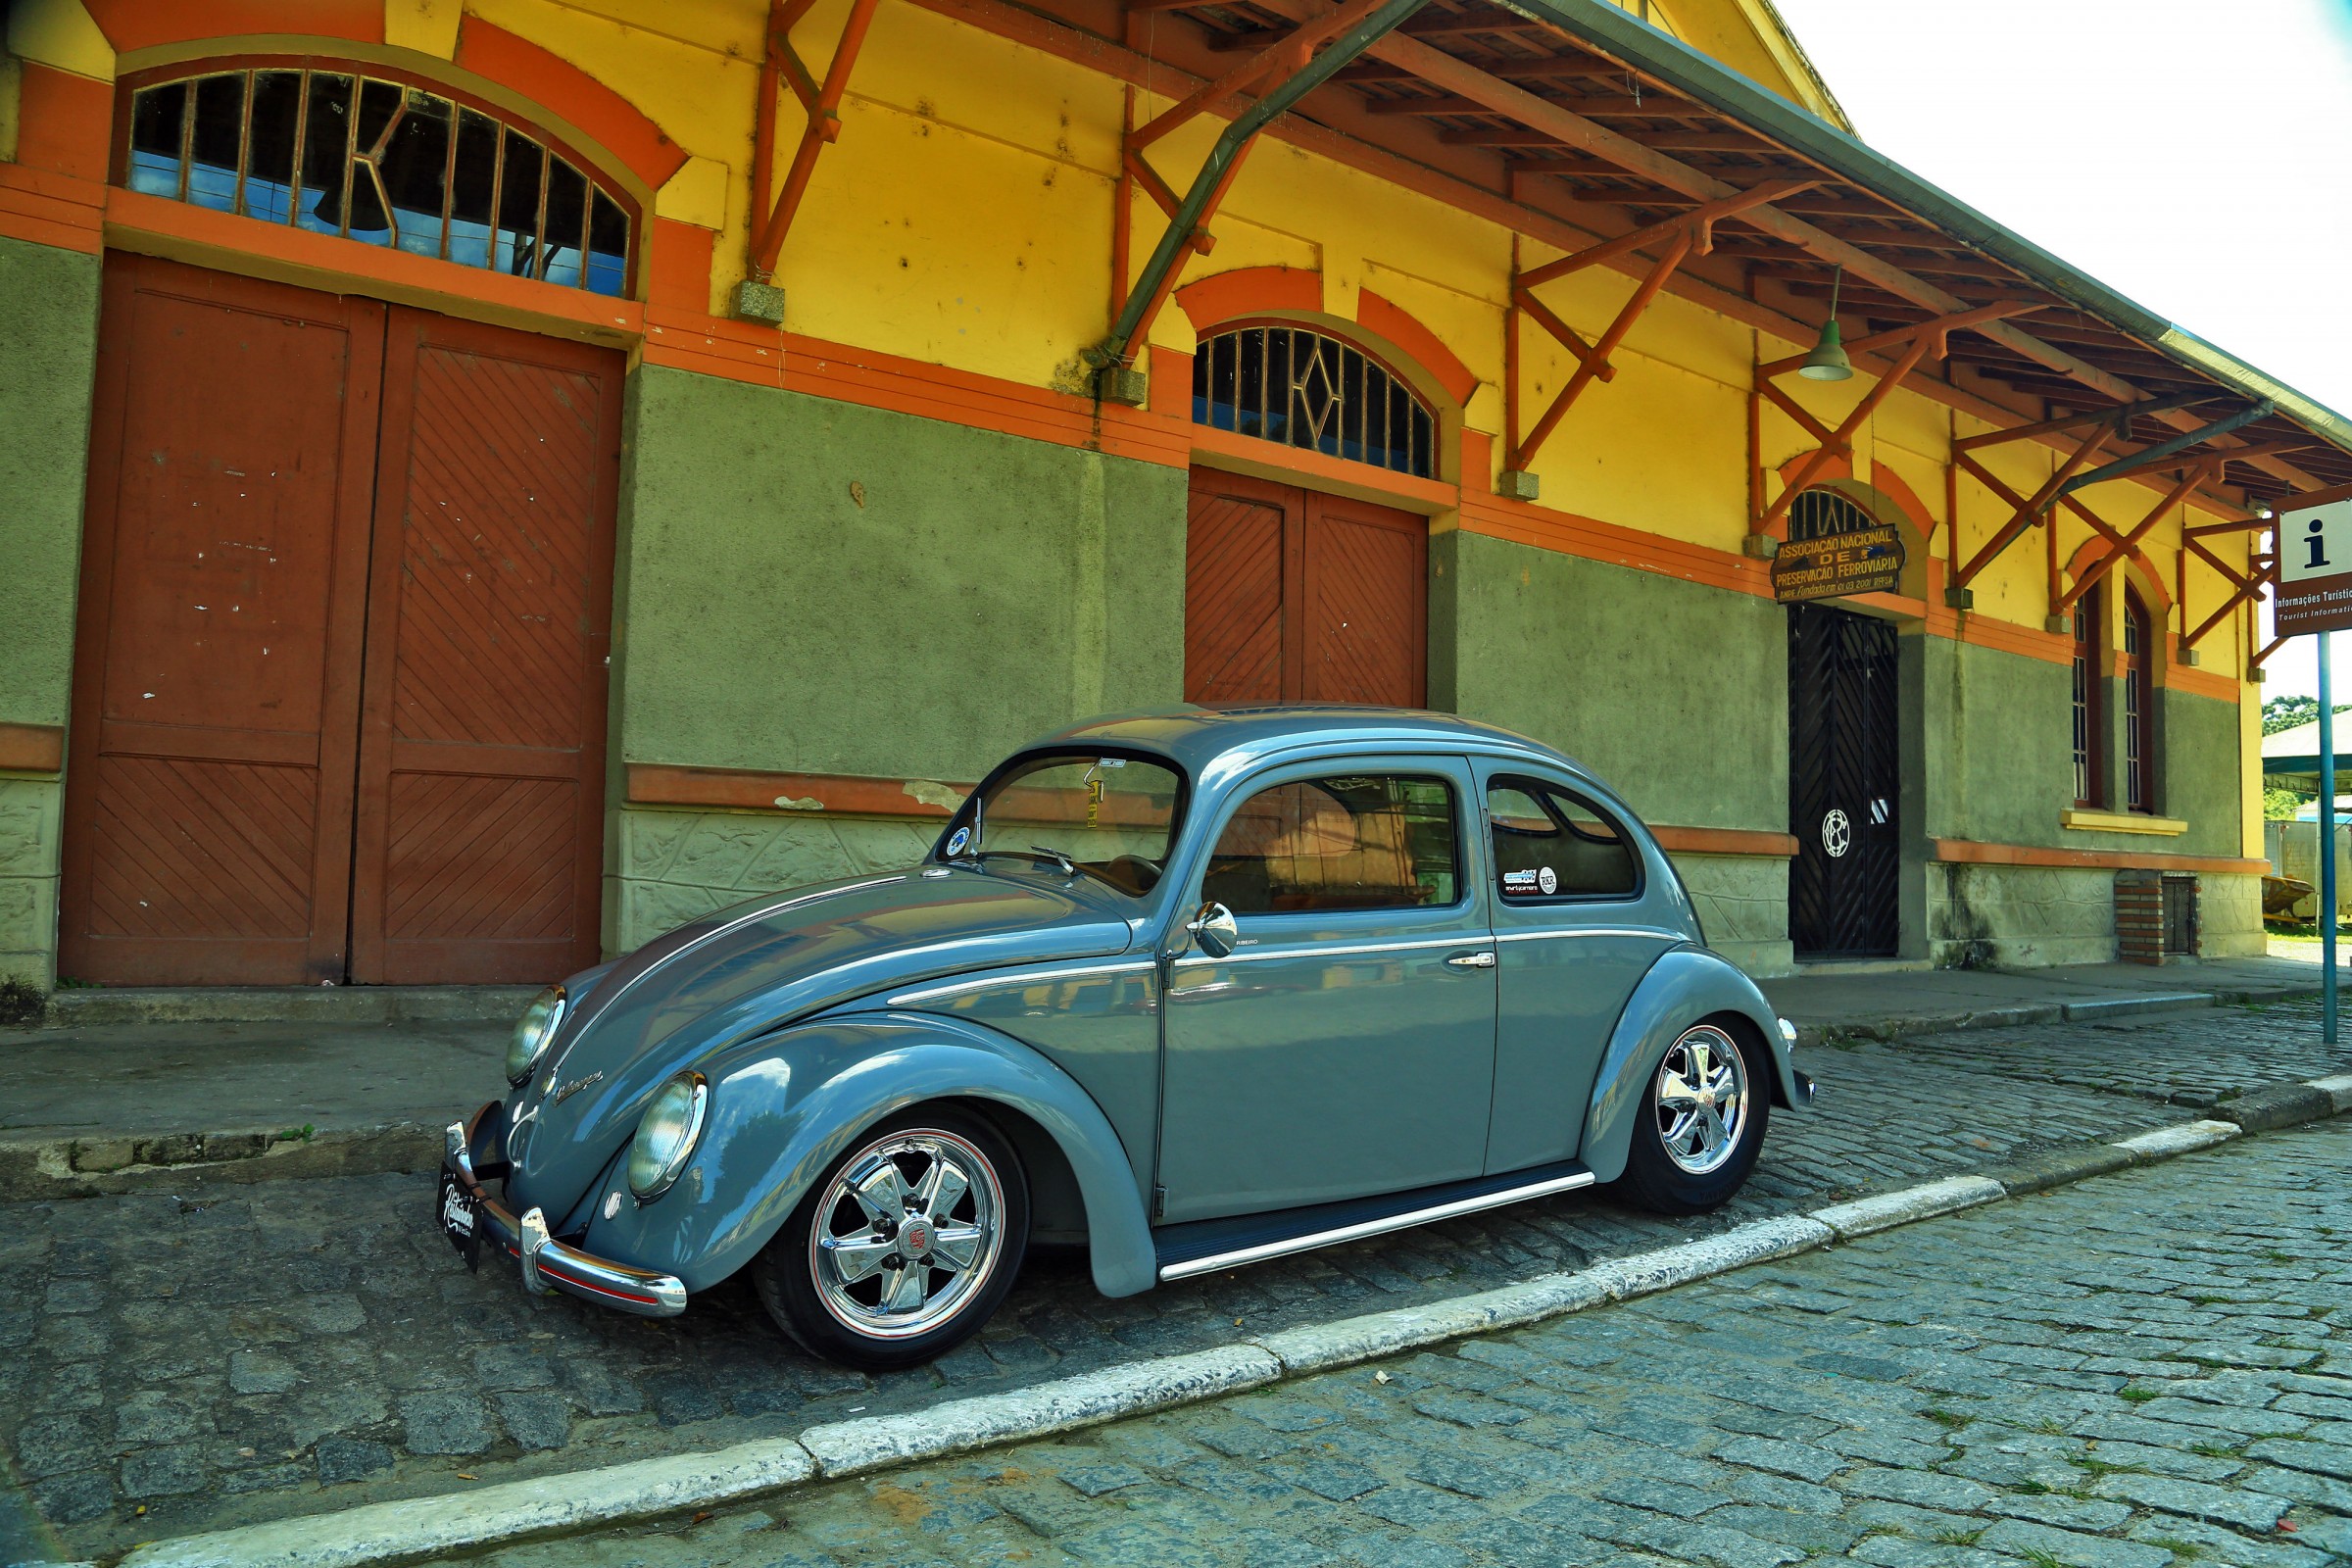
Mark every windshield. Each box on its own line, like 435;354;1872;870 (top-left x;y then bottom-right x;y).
943;751;1185;897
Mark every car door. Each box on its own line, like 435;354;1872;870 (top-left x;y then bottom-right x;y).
1476;766;1685;1174
1155;756;1496;1223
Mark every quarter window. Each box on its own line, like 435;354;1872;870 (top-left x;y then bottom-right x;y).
1202;775;1458;914
2125;588;2156;812
120;66;633;296
1488;778;1639;899
2071;588;2102;808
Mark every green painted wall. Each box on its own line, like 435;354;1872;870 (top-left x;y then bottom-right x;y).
0;235;99;730
1431;528;1786;831
612;365;1189;782
0;235;101;994
2156;687;2245;859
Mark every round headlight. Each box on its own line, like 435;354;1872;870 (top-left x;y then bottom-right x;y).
627;1072;709;1200
504;985;567;1087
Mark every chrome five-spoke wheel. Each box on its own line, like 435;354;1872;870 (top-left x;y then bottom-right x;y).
810;1129;1004;1338
755;1108;1030;1370
1651;1024;1747;1175
1617;1019;1769;1216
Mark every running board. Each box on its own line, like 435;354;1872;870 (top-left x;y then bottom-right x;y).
1153;1160;1596;1283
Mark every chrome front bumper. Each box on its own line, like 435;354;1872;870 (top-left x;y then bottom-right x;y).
443;1102;687;1317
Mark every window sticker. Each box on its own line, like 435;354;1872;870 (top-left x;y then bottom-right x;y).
945;825;972;858
1501;868;1539;891
1538;866;1558;895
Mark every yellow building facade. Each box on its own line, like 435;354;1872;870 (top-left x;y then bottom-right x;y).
0;0;2337;996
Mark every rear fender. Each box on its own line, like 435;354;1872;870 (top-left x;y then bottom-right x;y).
1580;945;1800;1183
576;1012;1157;1298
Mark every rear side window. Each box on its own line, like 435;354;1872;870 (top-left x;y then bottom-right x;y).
1203;774;1459;914
1488;777;1639;900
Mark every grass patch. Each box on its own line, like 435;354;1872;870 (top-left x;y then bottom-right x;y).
2020;1550;2068;1568
1935;1528;1986;1547
1922;1407;1973;1430
2014;1478;2051;1494
2119;1386;2161;1402
2188;1441;2242;1460
2146;1539;2203;1561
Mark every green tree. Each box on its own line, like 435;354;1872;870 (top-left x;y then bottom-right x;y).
2267;786;2310;820
2262;696;2351;735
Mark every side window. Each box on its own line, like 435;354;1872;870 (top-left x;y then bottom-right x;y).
1202;774;1459;914
1488;777;1639;900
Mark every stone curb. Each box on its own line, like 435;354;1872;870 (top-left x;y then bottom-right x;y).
65;1076;2352;1568
1782;978;2328;1051
0;1124;439;1203
113;1438;818;1568
1973;1142;2137;1196
2109;1118;2241;1160
2216;1080;2341;1134
35;985;538;1029
798;1345;1280;1478
1806;1174;2006;1238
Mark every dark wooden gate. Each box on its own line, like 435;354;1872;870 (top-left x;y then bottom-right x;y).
62;255;616;987
1788;602;1898;958
1183;468;1426;708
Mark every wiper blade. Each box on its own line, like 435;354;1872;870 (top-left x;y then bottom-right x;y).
1030;844;1077;877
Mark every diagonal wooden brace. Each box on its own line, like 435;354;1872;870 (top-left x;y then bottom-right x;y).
1752;330;1935;539
750;0;881;278
1952;419;2113;586
1515;178;1818;290
2052;460;2216;616
1509;230;1690;470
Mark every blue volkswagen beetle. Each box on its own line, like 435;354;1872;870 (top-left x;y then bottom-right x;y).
437;707;1810;1368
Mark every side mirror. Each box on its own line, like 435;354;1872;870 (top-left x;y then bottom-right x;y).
1186;901;1239;959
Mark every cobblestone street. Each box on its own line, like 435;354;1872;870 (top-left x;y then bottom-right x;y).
2;1002;2347;1561
492;1113;2352;1568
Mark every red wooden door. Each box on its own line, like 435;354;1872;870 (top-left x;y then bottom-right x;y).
347;309;618;984
1182;469;1425;708
60;256;383;986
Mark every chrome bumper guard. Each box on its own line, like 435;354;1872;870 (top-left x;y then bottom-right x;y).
444;1104;688;1318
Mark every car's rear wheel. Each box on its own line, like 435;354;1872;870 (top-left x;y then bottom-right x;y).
1616;1019;1769;1215
753;1108;1028;1370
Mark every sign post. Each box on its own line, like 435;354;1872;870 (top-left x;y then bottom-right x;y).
2276;482;2352;1045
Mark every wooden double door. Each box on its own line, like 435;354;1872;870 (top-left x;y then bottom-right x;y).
1183;468;1428;707
61;255;619;986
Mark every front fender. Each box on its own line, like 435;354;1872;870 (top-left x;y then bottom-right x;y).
575;1012;1158;1298
1580;945;1802;1184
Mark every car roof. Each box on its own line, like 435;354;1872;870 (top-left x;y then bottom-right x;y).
1024;704;1601;791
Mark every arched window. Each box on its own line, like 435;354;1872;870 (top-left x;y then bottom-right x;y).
2124;588;2156;811
1788;488;1877;542
1192;323;1436;477
2072;586;2103;808
117;63;634;296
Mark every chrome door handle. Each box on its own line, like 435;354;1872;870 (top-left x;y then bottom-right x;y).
1446;950;1496;968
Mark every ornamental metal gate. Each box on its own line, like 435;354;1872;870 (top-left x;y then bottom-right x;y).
1788;602;1899;958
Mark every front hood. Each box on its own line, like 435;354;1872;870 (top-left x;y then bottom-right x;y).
504;866;1137;1206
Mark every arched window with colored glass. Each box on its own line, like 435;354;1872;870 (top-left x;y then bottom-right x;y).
1192;323;1437;478
2072;586;2103;808
116;63;635;296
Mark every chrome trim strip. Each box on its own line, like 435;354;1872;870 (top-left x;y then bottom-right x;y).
1493;927;1684;943
887;957;1156;1007
1171;934;1479;967
1157;1170;1597;1282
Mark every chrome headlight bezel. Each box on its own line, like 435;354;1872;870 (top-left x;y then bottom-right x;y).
504;985;568;1087
627;1072;710;1200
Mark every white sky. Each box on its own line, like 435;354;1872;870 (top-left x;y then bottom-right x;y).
1766;0;2352;705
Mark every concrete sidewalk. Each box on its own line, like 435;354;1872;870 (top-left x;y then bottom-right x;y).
0;952;2339;1200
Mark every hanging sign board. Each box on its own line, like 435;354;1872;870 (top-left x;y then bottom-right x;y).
1771;523;1905;604
2277;483;2352;637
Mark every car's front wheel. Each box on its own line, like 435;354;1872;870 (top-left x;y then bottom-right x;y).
1616;1019;1770;1215
753;1108;1028;1370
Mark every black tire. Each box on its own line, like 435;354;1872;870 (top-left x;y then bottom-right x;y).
752;1106;1028;1371
1615;1018;1771;1216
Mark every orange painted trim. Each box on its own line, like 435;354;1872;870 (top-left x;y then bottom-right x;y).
1460;492;1772;599
1954;608;2071;667
0;165;107;253
1189;424;1458;514
1174;266;1320;332
1651;825;1798;858
1934;838;2264;876
104;186;647;343
1356;288;1480;407
454;20;688;193
628;763;963;816
2169;663;2243;704
14;65;113;186
0;723;67;775
84;0;381;52
1870;460;1940;547
2062;534;2173;614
